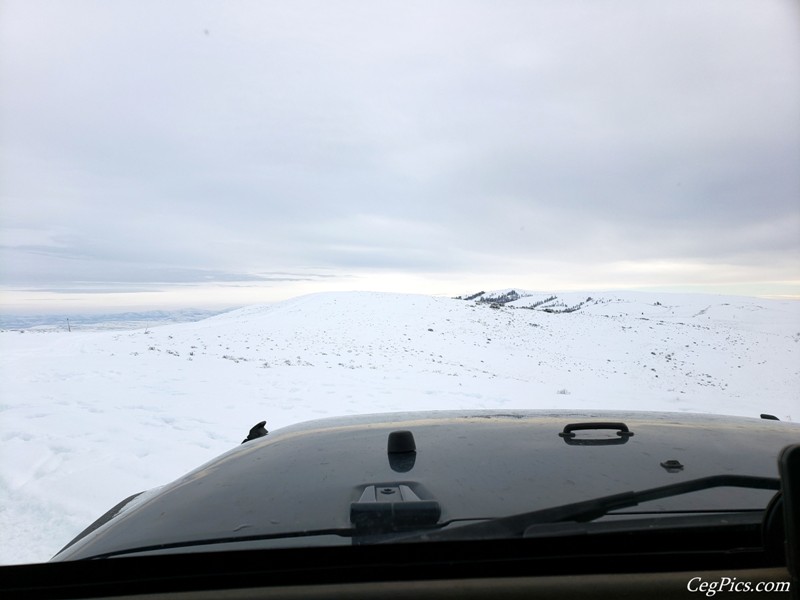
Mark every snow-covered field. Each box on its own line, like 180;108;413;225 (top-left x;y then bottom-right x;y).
1;290;798;564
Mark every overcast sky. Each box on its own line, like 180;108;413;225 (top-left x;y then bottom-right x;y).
1;0;799;312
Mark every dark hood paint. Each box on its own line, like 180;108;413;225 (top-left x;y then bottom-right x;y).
52;410;799;560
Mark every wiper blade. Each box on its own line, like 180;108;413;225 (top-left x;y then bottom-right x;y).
390;474;779;543
80;528;355;559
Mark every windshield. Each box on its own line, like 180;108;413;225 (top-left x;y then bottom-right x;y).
1;0;798;564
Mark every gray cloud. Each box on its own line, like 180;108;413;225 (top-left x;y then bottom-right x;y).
1;0;798;304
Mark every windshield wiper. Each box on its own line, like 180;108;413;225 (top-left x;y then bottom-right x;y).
81;528;355;559
388;474;779;543
83;475;780;557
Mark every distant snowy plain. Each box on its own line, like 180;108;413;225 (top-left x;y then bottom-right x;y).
1;290;798;564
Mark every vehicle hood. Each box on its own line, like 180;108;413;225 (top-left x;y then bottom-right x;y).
52;410;798;560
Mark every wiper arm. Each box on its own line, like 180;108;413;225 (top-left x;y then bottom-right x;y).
389;474;779;543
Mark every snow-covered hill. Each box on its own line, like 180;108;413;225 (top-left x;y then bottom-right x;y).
1;290;798;564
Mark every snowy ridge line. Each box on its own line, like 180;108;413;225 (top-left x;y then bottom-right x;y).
456;290;585;313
